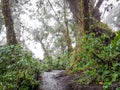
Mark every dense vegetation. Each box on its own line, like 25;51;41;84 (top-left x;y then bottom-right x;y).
0;30;120;90
67;30;120;89
0;45;41;90
40;30;120;90
42;28;120;90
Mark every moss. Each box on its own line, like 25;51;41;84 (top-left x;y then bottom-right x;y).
87;21;116;45
89;20;115;37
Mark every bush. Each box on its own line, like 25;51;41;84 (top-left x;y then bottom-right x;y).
68;31;120;89
0;45;41;90
41;53;69;71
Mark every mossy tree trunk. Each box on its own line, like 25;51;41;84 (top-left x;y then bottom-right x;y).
66;0;84;72
83;0;104;32
83;0;92;32
1;0;17;45
63;0;73;57
67;0;84;50
67;0;104;44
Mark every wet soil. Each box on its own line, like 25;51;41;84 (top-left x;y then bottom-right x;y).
40;70;103;90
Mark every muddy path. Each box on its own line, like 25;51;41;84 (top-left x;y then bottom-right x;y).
40;70;73;90
40;70;103;90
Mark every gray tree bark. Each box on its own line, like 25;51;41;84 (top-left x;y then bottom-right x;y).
1;0;17;45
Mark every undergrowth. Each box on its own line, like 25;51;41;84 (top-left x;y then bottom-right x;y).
41;53;69;71
0;45;41;90
68;31;120;90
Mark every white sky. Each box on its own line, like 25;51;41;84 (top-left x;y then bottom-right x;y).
100;0;120;18
26;41;44;59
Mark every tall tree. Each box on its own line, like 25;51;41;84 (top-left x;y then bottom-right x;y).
63;0;73;57
1;0;17;45
83;0;91;31
67;0;84;50
67;0;104;47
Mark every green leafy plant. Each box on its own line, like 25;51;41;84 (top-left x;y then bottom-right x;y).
68;31;120;89
0;45;41;90
41;53;69;71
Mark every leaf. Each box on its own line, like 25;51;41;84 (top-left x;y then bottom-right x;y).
116;87;120;90
111;73;118;82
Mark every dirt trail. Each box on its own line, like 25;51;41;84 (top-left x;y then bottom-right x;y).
41;70;68;90
40;70;103;90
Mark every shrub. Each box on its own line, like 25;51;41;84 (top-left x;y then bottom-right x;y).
41;53;69;71
68;31;120;89
0;45;41;90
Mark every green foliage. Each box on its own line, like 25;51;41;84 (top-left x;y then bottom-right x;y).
52;53;69;70
68;31;120;89
41;53;69;71
0;45;41;90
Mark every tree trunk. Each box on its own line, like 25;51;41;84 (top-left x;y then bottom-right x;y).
1;0;17;45
63;0;73;57
83;0;91;32
92;0;104;21
67;0;84;50
36;35;51;59
96;0;104;8
50;13;73;57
